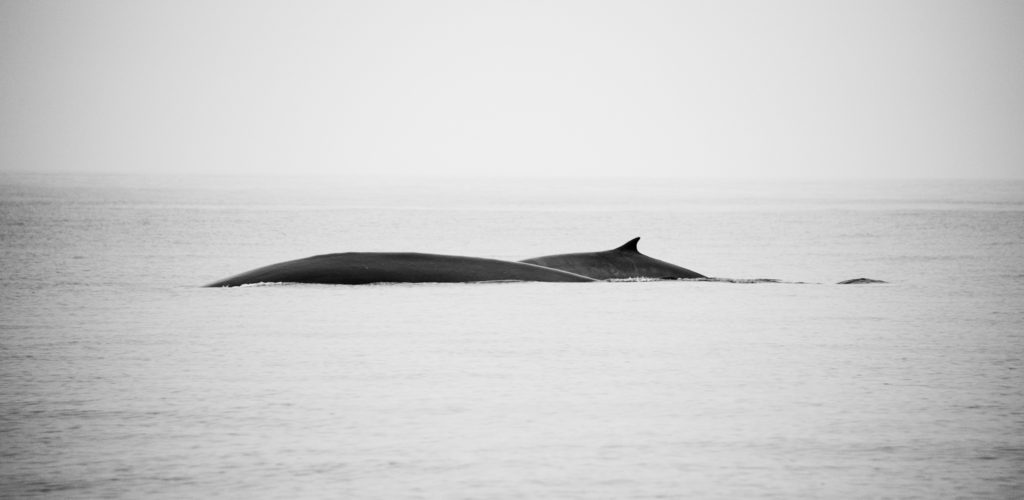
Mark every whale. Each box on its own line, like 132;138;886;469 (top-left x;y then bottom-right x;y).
519;237;705;280
837;278;887;284
205;252;596;287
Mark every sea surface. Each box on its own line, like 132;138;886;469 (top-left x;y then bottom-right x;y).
1;173;1022;499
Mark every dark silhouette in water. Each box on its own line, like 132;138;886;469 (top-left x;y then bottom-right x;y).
205;252;595;287
836;278;887;284
520;237;705;280
205;238;880;287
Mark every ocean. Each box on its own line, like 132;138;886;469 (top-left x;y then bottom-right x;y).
1;172;1022;499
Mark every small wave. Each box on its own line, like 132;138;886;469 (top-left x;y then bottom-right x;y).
694;277;795;284
605;277;674;283
606;277;813;284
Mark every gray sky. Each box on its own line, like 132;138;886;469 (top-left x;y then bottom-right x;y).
2;0;1022;178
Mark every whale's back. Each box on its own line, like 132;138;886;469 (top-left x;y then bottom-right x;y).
205;252;595;287
520;237;704;280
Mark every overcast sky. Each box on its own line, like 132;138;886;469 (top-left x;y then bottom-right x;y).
2;0;1022;178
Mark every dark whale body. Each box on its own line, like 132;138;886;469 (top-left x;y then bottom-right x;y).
837;278;887;284
520;237;705;280
205;252;595;287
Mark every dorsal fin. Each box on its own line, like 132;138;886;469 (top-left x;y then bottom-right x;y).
613;237;641;253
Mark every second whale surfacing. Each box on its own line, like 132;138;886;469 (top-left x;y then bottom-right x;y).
205;252;596;287
520;237;705;280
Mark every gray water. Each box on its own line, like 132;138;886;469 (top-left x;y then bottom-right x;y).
2;173;1022;499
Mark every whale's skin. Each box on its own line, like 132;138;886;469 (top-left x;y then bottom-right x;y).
205;252;596;287
519;237;705;280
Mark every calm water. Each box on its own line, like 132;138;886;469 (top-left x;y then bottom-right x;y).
2;173;1022;499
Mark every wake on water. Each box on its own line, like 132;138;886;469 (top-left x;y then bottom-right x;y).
231;277;883;286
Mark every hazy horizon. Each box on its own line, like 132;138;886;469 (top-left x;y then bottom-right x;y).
2;1;1022;180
